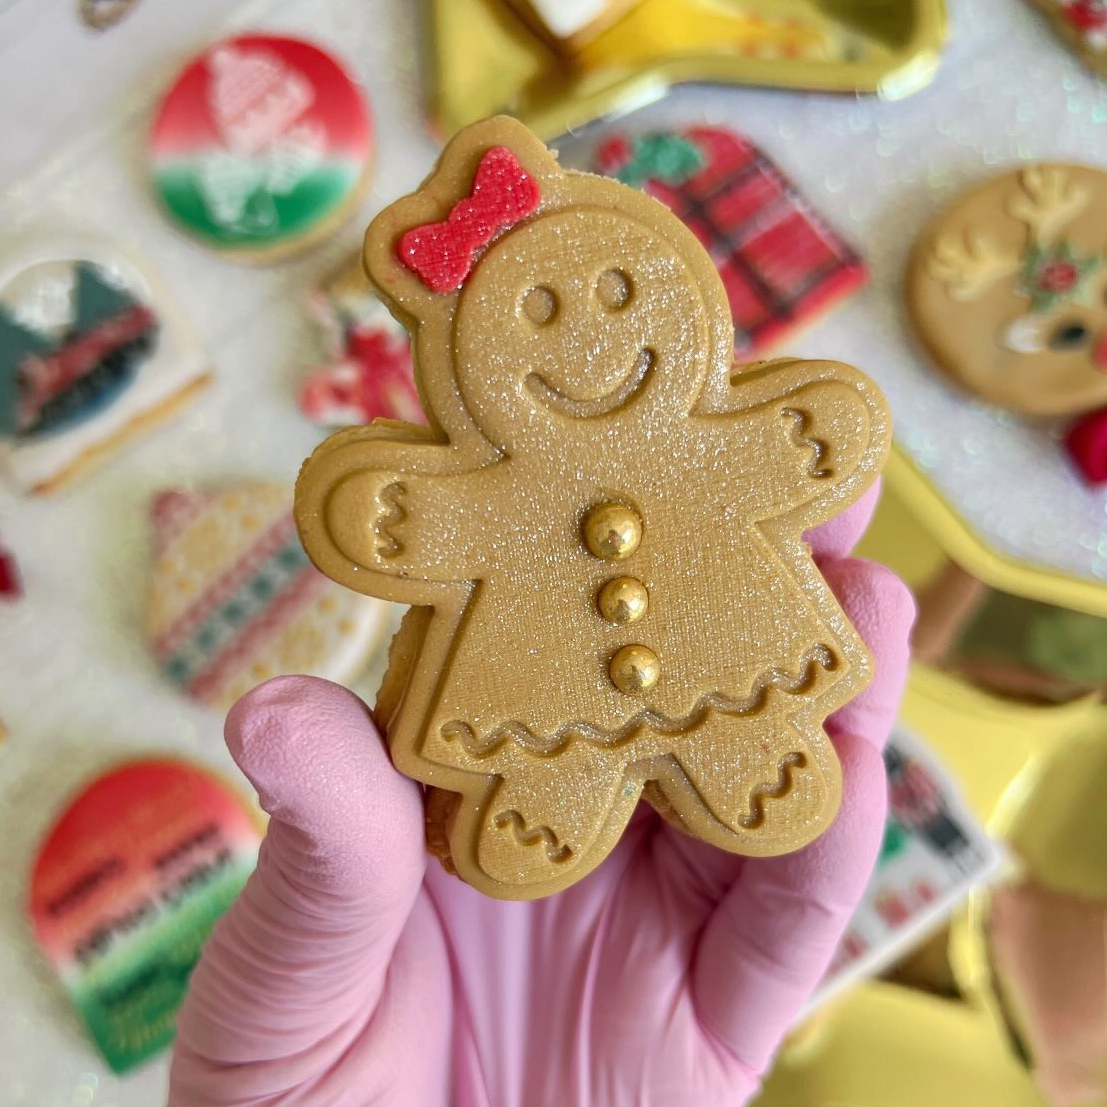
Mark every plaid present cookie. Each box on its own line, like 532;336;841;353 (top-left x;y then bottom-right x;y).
594;127;866;355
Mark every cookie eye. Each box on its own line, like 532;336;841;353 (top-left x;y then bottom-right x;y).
521;286;558;326
1049;320;1089;350
596;268;632;311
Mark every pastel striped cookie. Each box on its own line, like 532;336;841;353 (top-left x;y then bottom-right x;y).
146;483;388;709
150;34;373;260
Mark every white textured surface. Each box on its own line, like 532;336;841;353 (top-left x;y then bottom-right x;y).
0;0;1100;1100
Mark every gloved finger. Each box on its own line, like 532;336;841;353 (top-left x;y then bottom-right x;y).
821;556;915;752
691;728;887;1080
805;478;880;561
169;676;426;1101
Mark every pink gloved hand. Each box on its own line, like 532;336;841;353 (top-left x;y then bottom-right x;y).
169;483;914;1107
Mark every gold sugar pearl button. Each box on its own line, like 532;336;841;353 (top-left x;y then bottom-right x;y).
609;644;660;694
597;576;649;625
583;502;642;560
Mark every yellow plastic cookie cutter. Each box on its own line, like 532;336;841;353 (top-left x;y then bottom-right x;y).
427;0;949;141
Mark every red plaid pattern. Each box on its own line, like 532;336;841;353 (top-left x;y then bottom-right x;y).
595;127;866;355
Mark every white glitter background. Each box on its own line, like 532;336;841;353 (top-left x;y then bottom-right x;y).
0;0;1101;1101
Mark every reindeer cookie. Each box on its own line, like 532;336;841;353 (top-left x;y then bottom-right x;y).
908;164;1107;482
295;116;891;900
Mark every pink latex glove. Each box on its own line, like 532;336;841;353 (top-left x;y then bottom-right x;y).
169;482;914;1107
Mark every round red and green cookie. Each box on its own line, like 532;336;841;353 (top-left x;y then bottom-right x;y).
150;34;373;260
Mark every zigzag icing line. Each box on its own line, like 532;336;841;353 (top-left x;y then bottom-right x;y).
441;644;836;757
493;810;572;863
375;481;406;559
781;408;831;477
740;751;807;829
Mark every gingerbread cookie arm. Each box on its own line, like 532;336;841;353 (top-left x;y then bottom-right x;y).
296;424;500;600
708;358;891;530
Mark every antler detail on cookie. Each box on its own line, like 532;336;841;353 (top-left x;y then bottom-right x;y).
1007;165;1088;247
927;232;1022;301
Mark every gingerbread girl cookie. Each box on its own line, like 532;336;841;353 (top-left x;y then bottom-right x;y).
908;164;1107;482
296;116;891;899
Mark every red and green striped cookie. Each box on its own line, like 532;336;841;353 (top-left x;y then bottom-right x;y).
150;34;373;261
30;759;262;1072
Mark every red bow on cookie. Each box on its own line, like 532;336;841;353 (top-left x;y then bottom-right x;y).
398;146;541;293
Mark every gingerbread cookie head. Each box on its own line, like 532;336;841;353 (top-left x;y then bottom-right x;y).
909;164;1107;418
297;116;891;900
363;118;734;453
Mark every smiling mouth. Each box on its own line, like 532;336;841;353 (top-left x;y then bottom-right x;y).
525;348;655;418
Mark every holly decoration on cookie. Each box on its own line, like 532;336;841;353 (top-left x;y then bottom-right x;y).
1019;240;1100;313
595;126;866;356
296;116;890;900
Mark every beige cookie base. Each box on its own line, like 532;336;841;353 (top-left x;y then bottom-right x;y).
1024;0;1107;77
24;370;211;495
156;154;375;267
501;0;642;52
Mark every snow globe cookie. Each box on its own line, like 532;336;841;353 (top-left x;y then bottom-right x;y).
908;163;1107;483
0;238;209;493
145;483;389;710
150;34;373;261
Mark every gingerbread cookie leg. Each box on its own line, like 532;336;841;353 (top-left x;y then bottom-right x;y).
648;712;841;857
448;745;637;896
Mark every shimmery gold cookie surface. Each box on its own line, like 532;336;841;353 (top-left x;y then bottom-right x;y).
297;116;890;900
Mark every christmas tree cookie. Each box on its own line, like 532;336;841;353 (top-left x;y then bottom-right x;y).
150;34;372;261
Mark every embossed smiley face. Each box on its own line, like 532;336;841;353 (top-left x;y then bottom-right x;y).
453;208;710;445
911;164;1107;418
